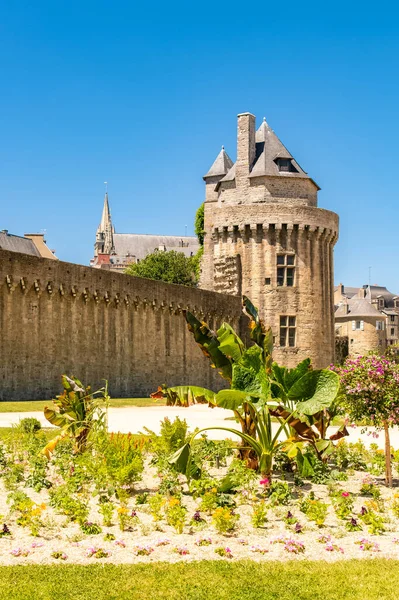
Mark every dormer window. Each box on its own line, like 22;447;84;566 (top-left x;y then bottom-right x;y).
275;158;298;173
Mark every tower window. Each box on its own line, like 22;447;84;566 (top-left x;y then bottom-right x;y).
280;315;296;347
265;277;271;285
376;320;384;331
391;328;395;336
275;158;298;173
276;255;295;286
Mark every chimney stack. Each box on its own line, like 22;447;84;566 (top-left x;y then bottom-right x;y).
236;113;256;188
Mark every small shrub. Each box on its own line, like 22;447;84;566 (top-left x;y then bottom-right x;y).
211;508;239;534
300;496;328;527
18;418;42;434
80;521;102;535
98;501;114;527
251;501;268;528
214;547;233;558
266;481;292;506
165;498;187;534
148;493;165;522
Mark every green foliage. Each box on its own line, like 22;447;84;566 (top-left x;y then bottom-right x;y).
360;509;386;535
160;297;344;478
81;521;102;535
125;250;197;286
266;481;292;506
17;418;42;434
219;459;258;493
211;507;239;534
98;501;114;527
195;203;205;245
44;375;109;455
251;501;268;528
49;485;89;524
90;432;144;495
148;493;165;522
165;497;187;533
332;440;367;471
300;495;328;527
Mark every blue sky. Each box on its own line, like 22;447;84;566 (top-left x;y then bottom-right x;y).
1;1;398;290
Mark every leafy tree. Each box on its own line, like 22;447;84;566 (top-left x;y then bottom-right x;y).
194;203;205;246
125;250;197;286
334;355;399;487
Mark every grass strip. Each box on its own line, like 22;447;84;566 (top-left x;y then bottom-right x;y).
0;397;164;413
0;559;398;600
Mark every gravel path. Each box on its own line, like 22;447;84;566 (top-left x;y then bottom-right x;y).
0;405;396;448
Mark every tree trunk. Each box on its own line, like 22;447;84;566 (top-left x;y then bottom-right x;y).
384;420;393;488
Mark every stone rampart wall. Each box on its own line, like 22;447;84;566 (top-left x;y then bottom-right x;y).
0;249;244;400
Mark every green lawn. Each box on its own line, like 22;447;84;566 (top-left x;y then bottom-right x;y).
0;560;397;600
0;397;164;413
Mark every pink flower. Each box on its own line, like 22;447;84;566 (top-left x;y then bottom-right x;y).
259;479;269;486
341;492;349;497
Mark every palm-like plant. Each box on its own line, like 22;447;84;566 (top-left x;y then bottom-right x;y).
43;375;109;456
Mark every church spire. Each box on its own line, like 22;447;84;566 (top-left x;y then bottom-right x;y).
95;187;115;256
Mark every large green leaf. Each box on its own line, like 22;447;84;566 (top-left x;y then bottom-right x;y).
217;323;245;363
288;369;340;416
215;389;249;411
168;442;191;474
231;346;270;398
184;311;232;381
242;296;273;370
44;407;73;429
151;385;217;407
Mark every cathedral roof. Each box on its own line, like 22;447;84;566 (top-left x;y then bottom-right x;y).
112;233;199;263
203;146;234;179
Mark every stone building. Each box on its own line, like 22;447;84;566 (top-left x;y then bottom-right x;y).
91;192;198;271
0;230;57;260
200;113;339;368
335;283;399;353
335;296;386;356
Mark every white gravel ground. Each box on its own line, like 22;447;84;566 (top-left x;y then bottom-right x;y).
0;404;396;448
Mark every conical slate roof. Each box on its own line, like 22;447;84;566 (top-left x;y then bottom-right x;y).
335;298;383;318
249;118;318;188
203;146;234;179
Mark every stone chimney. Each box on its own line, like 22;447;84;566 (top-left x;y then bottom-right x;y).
236;113;256;188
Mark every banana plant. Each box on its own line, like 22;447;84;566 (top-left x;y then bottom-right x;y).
154;296;346;475
43;375;109;456
169;392;292;481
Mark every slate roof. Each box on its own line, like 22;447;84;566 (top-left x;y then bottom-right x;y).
335;298;383;318
363;285;399;308
218;117;319;188
203;147;234;179
0;231;41;257
334;285;360;299
112;234;199;263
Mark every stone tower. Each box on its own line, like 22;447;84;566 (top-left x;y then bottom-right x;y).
200;112;339;368
94;192;115;257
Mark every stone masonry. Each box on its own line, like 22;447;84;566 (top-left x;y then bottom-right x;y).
0;248;245;400
201;113;339;368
